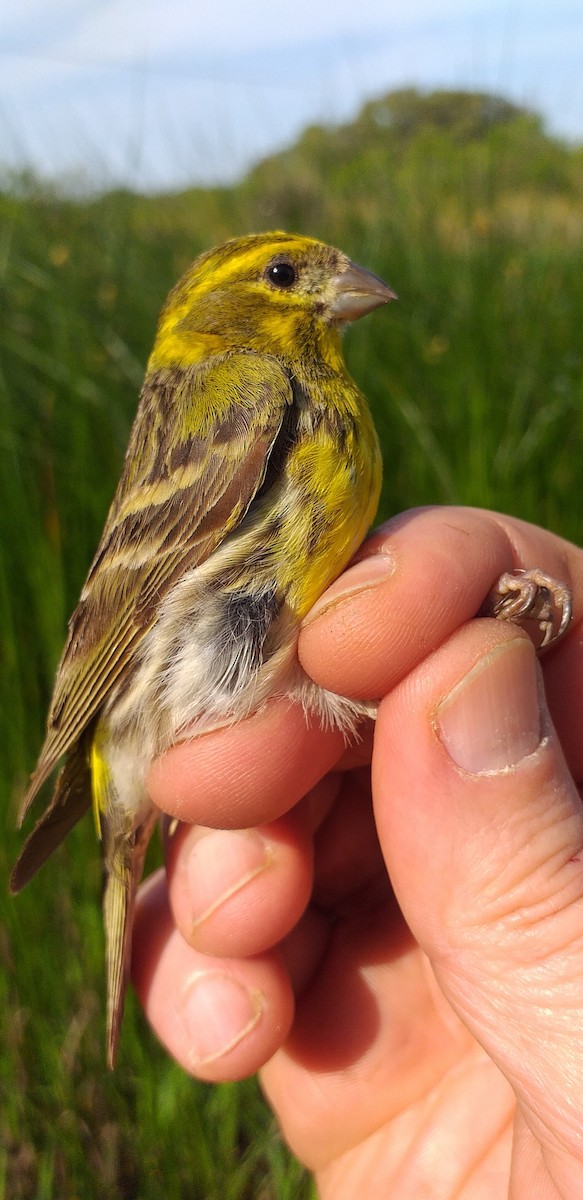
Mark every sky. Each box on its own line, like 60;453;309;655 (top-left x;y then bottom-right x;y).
2;0;583;192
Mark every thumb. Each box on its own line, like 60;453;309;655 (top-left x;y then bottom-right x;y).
373;621;583;1179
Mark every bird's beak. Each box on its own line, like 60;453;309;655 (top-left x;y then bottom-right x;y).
329;260;397;322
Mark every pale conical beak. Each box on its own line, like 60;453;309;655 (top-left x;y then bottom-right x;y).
329;260;397;322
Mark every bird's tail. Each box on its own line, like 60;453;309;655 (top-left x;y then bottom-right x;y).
102;804;159;1069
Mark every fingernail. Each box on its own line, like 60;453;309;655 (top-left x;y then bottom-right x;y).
303;551;395;625
187;829;271;929
436;639;542;774
180;970;263;1065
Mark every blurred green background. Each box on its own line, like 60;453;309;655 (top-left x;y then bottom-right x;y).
1;89;582;1198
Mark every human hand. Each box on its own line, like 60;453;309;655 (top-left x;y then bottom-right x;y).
132;506;583;1198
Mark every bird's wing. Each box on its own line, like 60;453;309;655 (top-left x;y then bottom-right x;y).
19;352;294;819
10;735;93;891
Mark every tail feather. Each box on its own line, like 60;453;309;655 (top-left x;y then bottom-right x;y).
103;806;159;1069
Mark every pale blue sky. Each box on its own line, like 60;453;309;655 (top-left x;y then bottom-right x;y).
2;0;582;191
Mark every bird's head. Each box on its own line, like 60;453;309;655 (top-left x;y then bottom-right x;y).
148;232;396;371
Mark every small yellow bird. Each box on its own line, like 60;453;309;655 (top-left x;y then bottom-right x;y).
11;231;396;1066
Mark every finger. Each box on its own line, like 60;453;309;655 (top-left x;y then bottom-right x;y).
299;505;582;702
539;632;583;782
311;767;386;911
132;870;295;1082
162;771;383;959
147;698;345;826
372;617;583;1170
163;813;313;957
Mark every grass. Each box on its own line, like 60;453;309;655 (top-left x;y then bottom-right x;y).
1;95;582;1197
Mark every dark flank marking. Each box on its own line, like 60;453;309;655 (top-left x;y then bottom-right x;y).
227;585;280;644
332;412;357;455
290;375;313;414
307;497;329;555
221;584;283;679
288;373;356;442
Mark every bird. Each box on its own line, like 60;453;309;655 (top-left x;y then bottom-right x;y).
11;231;396;1067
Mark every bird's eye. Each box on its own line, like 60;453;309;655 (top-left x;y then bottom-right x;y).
265;259;297;289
